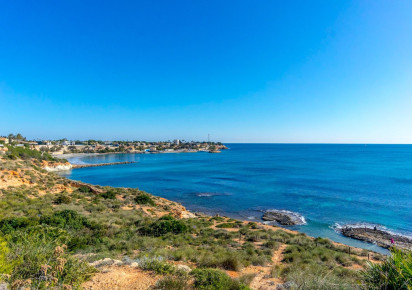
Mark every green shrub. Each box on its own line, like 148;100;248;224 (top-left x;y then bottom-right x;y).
140;216;189;236
0;217;38;234
5;145;57;162
54;194;71;204
210;216;225;222
137;256;176;275
362;247;412;289
40;210;96;230
192;268;250;290
154;274;189;289
263;240;279;250
0;235;13;275
284;262;359;290
77;186;92;193
134;193;155;205
3;230;95;288
220;254;243;271
216;223;236;228
100;190;116;200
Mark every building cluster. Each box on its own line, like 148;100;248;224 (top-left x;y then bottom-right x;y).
0;136;227;155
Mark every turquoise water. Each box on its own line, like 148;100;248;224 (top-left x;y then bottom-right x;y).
60;144;412;253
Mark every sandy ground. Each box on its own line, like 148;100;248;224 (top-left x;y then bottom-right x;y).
82;266;160;290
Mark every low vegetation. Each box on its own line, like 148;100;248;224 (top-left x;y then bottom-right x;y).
0;146;406;289
362;247;411;289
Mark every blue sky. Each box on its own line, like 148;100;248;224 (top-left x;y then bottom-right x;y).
1;1;411;143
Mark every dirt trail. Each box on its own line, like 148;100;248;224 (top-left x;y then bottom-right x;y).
245;244;287;290
82;266;160;290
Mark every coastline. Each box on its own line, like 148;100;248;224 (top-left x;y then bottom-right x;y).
60;163;392;254
63;172;386;256
58;153;410;254
52;150;204;159
0;152;395;289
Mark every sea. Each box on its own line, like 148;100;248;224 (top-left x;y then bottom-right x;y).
59;144;412;254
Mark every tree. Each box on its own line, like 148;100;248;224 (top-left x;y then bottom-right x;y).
8;133;15;143
16;133;24;141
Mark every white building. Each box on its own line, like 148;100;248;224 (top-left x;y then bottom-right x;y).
62;140;75;146
174;139;180;145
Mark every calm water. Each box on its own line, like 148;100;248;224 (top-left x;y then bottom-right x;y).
60;144;412;253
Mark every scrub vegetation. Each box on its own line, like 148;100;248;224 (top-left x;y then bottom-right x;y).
0;147;408;289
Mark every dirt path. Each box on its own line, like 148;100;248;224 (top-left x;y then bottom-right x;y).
245;244;287;290
82;266;160;290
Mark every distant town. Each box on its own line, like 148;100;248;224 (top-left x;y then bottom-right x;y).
0;133;228;155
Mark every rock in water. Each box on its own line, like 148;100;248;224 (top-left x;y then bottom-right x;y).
340;226;412;250
262;210;306;225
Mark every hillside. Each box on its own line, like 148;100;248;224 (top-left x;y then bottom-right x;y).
0;149;401;289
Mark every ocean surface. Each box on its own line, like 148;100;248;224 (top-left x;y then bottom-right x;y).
60;144;412;253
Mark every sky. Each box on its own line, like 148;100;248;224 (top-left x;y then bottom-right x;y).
1;1;412;143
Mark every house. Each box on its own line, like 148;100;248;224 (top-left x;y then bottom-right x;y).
62;140;75;146
0;137;9;144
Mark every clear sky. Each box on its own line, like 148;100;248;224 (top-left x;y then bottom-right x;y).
1;1;411;143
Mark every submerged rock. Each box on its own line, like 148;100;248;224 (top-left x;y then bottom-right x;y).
340;226;412;250
262;210;306;225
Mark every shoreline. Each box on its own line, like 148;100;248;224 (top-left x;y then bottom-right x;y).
61;171;393;255
55;154;408;254
52;150;206;159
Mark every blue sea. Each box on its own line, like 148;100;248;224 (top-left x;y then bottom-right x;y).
60;144;412;253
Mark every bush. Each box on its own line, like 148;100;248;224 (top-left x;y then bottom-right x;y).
284;262;359;290
136;256;176;275
5;145;57;162
54;194;71;204
362;247;412;289
192;268;250;290
140;216;189;236
154;275;189;289
78;186;92;193
40;210;95;230
100;190;116;200
0;217;38;235
3;230;95;288
263;240;279;250
0;235;13;274
216;223;236;228
134;193;155;205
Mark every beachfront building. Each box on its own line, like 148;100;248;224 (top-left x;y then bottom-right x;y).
174;139;180;145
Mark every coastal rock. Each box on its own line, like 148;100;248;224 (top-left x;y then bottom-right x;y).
340;226;412;250
42;161;72;172
262;210;306;226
